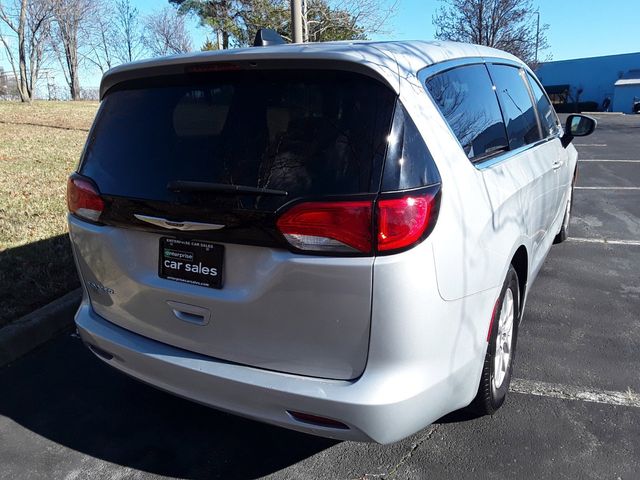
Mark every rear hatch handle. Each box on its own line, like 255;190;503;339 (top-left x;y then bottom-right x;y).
166;301;211;326
134;214;225;231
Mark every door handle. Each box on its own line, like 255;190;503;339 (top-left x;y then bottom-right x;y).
552;160;562;170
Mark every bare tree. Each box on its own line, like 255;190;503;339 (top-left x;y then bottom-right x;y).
433;0;549;65
302;0;398;43
0;0;53;102
83;0;144;73
84;0;144;74
50;0;95;100
84;0;116;73
113;0;144;63
143;7;192;57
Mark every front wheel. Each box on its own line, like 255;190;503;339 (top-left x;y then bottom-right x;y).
469;265;520;415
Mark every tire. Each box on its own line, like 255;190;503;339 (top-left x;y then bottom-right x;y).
553;181;574;244
469;265;520;415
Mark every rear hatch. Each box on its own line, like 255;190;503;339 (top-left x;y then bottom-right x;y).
69;67;398;380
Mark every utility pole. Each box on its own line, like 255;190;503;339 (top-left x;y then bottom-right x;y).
535;10;540;63
291;0;303;43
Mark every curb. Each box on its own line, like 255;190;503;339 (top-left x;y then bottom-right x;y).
0;288;82;367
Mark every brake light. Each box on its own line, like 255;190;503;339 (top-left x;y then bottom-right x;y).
67;176;104;222
277;191;438;254
185;63;241;73
276;201;372;253
377;195;434;251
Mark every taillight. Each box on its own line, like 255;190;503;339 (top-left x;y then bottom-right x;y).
377;195;434;251
276;189;439;255
67;176;104;222
276;201;373;253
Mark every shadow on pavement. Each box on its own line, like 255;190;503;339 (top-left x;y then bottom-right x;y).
0;334;337;479
0;234;79;328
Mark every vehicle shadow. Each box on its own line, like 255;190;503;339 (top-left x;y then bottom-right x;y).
0;234;79;328
0;334;337;479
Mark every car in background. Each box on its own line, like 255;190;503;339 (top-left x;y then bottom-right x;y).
67;36;595;444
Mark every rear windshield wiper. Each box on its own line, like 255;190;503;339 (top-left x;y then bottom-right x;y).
167;180;288;196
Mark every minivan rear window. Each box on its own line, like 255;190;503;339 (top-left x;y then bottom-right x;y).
81;70;396;209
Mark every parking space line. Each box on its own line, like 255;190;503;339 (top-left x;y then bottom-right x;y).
574;186;640;190
511;378;640;408
569;237;640;246
574;144;607;147
579;159;640;163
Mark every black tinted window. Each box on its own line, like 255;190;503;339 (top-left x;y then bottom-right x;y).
381;103;440;191
488;64;540;149
81;70;396;209
425;64;508;161
527;72;560;138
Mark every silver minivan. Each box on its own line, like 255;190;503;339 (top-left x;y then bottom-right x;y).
68;39;595;443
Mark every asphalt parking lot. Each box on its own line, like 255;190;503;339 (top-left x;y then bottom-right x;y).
1;113;639;479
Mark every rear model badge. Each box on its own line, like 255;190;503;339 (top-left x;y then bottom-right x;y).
88;281;115;295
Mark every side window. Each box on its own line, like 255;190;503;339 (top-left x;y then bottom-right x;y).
425;64;508;161
488;64;541;149
526;72;561;138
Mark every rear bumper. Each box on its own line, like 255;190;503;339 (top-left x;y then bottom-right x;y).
75;301;477;444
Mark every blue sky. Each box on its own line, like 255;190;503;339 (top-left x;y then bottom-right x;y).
2;0;639;93
382;0;639;60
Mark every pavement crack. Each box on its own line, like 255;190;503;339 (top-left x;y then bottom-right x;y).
384;425;439;479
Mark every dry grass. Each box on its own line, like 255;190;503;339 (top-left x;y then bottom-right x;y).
0;100;99;327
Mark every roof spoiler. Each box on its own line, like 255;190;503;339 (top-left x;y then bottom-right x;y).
253;28;286;47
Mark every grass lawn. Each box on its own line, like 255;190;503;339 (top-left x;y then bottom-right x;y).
0;101;99;328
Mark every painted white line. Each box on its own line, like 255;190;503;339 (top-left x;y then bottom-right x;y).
574;186;640;190
569;237;640;246
510;378;640;408
574;144;607;147
579;159;640;163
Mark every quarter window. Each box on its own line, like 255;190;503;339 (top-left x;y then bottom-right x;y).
382;102;441;191
425;64;508;161
488;64;541;149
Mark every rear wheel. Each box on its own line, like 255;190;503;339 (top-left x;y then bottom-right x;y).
470;265;520;415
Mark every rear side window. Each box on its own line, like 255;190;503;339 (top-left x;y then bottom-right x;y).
526;72;560;138
425;64;508;161
81;70;396;209
488;64;541;149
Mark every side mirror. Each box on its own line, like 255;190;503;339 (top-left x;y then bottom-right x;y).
561;114;597;148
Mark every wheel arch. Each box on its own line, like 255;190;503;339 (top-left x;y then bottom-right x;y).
510;245;528;316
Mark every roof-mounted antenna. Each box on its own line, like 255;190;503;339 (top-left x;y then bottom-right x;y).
253;28;286;47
